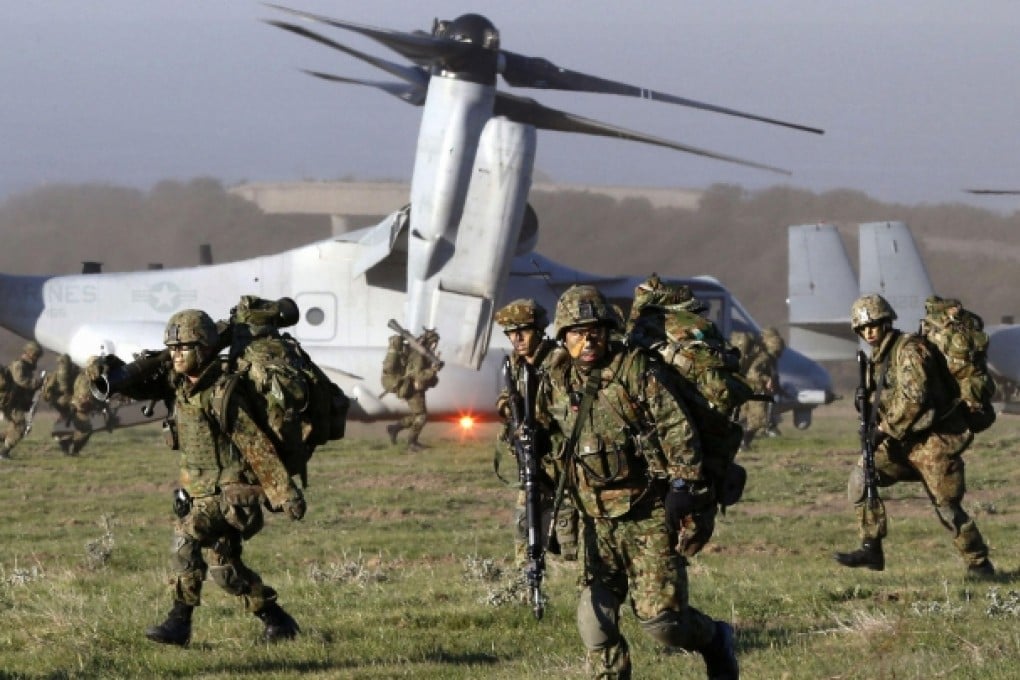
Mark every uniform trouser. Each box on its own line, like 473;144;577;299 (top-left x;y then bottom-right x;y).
576;498;716;679
169;493;276;613
67;410;94;453
394;393;427;442
1;409;27;450
855;430;989;566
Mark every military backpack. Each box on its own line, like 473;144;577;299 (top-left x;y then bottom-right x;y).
226;296;351;486
920;298;997;433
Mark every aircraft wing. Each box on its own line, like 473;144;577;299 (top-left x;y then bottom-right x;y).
352;208;409;278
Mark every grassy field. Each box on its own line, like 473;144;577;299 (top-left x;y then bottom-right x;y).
2;404;1020;679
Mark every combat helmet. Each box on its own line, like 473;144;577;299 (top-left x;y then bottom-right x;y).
553;285;618;340
57;353;72;368
164;309;219;347
494;298;549;332
22;340;42;361
850;294;897;331
419;328;440;346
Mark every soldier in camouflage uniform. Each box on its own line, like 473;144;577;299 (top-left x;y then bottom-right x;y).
835;294;994;577
144;309;305;647
494;299;579;565
535;285;738;680
734;329;781;450
55;356;104;456
43;353;78;425
385;328;442;452
0;341;45;460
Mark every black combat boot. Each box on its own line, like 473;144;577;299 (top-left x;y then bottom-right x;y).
256;602;300;643
700;620;739;680
0;444;11;460
834;539;885;571
386;423;400;445
967;558;996;580
145;601;193;646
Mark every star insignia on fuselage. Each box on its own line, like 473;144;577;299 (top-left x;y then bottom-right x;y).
131;281;198;313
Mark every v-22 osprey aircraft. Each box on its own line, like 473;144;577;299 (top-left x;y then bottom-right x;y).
0;7;833;427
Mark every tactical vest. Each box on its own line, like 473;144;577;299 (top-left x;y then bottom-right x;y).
546;350;657;519
174;373;245;497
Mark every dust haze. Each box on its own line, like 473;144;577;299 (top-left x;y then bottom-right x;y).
2;178;1017;374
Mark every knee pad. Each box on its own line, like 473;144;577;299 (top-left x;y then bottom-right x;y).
576;584;621;650
639;610;684;647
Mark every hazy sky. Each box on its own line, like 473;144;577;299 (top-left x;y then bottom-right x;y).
4;1;1020;211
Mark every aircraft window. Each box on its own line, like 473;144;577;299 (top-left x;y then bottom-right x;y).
305;307;325;326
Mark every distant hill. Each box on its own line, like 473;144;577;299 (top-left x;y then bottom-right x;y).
1;178;1017;374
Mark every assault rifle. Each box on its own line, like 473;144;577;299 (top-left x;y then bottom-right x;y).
501;355;546;620
24;370;47;435
856;350;880;507
386;319;444;370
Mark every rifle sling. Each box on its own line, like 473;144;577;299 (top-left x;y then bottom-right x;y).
547;370;600;544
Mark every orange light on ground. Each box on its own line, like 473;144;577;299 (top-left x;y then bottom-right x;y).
458;414;476;431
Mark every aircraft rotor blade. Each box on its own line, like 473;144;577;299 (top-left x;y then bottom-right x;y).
266;19;429;87
965;189;1020;195
267;4;470;65
303;70;426;106
499;51;823;135
494;93;791;175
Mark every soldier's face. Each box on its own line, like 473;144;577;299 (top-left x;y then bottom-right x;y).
564;324;607;366
857;321;888;347
169;343;204;377
506;327;540;359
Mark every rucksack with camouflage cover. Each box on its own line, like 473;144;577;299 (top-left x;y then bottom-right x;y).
627;281;753;509
920;296;997;433
227;296;350;486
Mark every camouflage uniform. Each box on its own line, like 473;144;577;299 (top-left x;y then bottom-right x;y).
0;341;44;460
43;354;78;424
536;285;737;680
493;299;579;565
385;329;442;452
57;356;103;456
145;309;304;646
836;294;993;576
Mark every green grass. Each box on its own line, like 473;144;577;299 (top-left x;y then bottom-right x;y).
2;406;1020;678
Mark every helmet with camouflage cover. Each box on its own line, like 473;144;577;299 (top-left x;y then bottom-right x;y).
22;340;42;361
164;309;219;347
553;285;619;340
57;353;71;368
850;294;897;331
419;328;440;347
494;298;549;332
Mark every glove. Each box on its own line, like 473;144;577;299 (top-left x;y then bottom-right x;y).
283;489;306;521
664;481;697;534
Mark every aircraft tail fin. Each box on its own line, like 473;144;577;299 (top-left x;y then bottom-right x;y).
787;223;859;361
857;221;933;332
